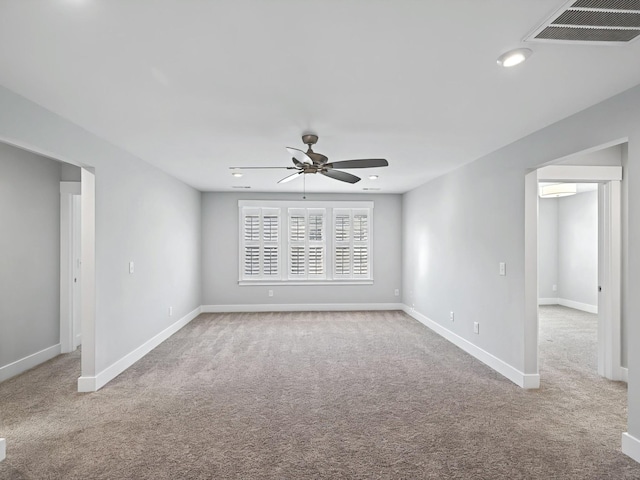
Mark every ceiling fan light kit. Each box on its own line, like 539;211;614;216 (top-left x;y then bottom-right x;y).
231;134;389;185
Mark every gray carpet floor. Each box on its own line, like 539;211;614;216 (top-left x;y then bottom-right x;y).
0;308;638;479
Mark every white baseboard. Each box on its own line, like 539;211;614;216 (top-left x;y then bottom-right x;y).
538;298;598;313
0;343;61;384
622;433;640;464
557;298;598;314
201;303;404;313
402;306;539;390
77;376;97;393
77;306;202;392
538;298;558;305
0;438;5;462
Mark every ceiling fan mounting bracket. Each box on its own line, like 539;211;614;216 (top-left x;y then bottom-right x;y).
301;134;318;146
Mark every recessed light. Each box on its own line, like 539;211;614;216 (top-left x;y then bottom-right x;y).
369;175;379;180
362;187;381;191
497;48;532;68
231;172;243;178
232;186;251;189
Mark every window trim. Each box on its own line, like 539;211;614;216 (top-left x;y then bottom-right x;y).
238;200;374;286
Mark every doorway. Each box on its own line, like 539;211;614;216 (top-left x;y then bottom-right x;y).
0;133;97;394
538;182;599;314
538;183;599;376
524;164;624;385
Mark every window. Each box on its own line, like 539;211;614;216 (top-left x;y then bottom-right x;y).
239;201;373;284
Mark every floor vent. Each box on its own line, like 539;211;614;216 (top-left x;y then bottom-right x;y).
526;0;640;44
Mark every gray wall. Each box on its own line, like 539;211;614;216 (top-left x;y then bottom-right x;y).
558;191;598;308
556;143;623;166
402;83;640;439
538;198;558;299
61;163;81;181
0;85;202;375
0;144;61;368
202;192;402;306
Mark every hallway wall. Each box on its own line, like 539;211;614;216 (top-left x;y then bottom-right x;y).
0;144;61;380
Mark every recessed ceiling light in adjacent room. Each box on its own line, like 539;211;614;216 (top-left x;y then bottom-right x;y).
232;172;243;178
232;186;251;189
497;48;532;67
369;175;379;180
539;183;577;198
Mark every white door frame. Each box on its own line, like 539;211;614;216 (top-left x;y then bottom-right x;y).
78;168;97;392
60;181;81;353
598;180;623;380
524;165;623;383
72;194;82;349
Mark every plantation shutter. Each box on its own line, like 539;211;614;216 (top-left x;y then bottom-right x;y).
334;211;351;277
307;209;326;279
333;208;371;280
240;207;281;281
287;208;326;280
288;209;306;278
262;209;280;277
352;210;369;278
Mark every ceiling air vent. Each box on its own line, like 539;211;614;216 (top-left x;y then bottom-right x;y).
525;0;640;44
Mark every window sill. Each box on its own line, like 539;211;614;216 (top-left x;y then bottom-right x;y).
238;280;374;286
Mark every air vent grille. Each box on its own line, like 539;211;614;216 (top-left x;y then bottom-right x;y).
572;0;640;9
526;0;640;44
536;25;640;41
554;10;640;27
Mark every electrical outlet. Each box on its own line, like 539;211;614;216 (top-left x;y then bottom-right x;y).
168;306;173;316
499;262;506;276
129;261;134;274
552;284;557;292
473;322;480;334
450;311;454;322
268;290;274;297
394;289;400;296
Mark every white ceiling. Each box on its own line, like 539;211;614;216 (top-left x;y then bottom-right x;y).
1;1;639;193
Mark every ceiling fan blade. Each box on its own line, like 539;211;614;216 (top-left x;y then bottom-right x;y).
286;147;313;165
292;158;306;168
326;159;389;169
229;166;297;169
321;169;361;184
278;171;303;184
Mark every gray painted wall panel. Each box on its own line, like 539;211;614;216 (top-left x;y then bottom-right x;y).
202;192;402;306
538;198;558;299
0;144;60;367
558;191;598;308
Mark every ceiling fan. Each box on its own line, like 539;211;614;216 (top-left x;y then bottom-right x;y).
230;134;389;184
